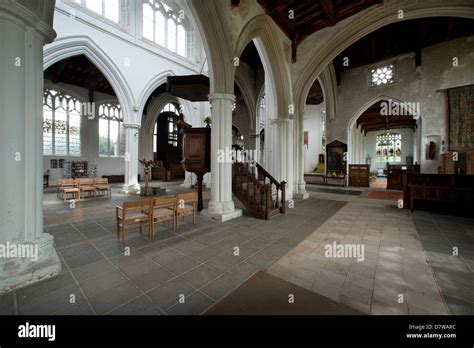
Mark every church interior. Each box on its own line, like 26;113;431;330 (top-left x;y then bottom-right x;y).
0;0;473;317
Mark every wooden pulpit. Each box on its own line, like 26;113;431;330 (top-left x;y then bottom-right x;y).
181;127;210;211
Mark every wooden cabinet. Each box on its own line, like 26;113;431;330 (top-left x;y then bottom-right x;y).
443;153;455;174
387;164;420;190
403;173;474;214
443;151;474;174
182;127;210;211
152;167;166;181
348;165;369;187
326;140;347;177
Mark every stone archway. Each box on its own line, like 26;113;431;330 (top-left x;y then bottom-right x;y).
346;95;421;181
43;36;135;124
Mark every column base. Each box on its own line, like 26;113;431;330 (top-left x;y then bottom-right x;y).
201;208;242;222
119;184;141;194
294;192;310;199
0;234;61;294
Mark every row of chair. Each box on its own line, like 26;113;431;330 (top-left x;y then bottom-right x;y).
116;192;197;244
57;178;111;200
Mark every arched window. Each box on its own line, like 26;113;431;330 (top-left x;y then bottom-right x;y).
72;0;120;23
43;89;82;156
142;0;189;57
375;132;402;163
98;103;125;157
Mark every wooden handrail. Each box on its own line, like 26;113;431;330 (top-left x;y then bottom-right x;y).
232;158;286;220
255;162;281;189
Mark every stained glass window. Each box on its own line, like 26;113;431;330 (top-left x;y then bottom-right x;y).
43;89;82;156
375;132;401;163
98;103;124;157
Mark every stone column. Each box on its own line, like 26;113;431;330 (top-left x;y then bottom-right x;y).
271;117;294;196
0;0;61;293
295;111;309;199
122;123;140;193
201;93;242;221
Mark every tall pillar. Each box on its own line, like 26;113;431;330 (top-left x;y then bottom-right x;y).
271;117;294;200
0;0;61;293
122;123;140;193
295;111;309;199
201;93;242;221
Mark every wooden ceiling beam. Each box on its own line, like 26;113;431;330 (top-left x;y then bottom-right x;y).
320;0;336;26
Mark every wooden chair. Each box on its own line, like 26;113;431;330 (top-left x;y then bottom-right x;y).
62;187;81;201
95;178;111;198
57;179;75;199
175;192;197;228
77;178;96;199
147;196;176;239
116;199;152;244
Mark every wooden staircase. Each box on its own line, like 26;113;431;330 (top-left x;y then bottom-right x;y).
232;160;286;220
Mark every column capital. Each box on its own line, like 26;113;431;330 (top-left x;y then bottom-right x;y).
270;117;291;125
0;0;56;43
208;92;235;102
122;123;141;130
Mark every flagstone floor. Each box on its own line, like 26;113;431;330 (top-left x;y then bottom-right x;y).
268;195;474;315
1;184;346;315
1;183;472;315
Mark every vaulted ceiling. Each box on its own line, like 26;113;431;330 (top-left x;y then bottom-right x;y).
357;101;417;134
44;55;115;98
333;17;474;85
256;0;381;61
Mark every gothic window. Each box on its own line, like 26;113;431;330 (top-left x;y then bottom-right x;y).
370;64;395;87
142;0;189;57
375;132;402;163
72;0;120;23
43;89;82;156
98;103;125;157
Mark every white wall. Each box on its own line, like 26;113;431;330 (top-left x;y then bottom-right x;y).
364;128;415;172
49;1;207;124
233;95;253;150
303;104;325;172
328;36;474;173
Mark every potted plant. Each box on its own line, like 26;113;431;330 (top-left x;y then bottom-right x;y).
204;116;211;128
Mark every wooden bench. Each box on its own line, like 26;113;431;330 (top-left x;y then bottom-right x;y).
76;178;96;199
404;173;474;213
94;178;111;198
176;192;197;228
147;196;176;238
116;199;152;244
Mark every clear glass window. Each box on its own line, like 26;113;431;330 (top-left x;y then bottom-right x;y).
142;0;188;57
42;89;82;156
98;103;124;157
370;64;395;87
